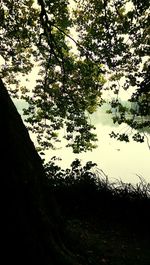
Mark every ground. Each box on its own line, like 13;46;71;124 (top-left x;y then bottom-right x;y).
63;215;150;265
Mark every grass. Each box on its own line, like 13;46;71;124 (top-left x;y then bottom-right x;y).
44;159;150;265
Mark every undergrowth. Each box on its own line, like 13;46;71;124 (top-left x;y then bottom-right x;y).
44;158;150;265
44;158;150;221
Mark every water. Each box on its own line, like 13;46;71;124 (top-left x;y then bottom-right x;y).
14;99;150;184
43;108;150;184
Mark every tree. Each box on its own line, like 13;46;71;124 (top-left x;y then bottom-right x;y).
0;1;101;264
74;0;150;144
0;0;105;154
1;0;149;153
0;77;82;264
0;0;149;264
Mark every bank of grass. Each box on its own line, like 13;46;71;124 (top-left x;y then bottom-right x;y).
45;159;150;265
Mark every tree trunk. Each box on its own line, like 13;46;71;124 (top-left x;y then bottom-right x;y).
0;79;80;265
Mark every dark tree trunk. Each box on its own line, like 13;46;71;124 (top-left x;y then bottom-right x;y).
0;79;80;265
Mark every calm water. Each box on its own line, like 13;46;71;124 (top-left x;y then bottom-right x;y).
14;99;150;184
44;109;150;184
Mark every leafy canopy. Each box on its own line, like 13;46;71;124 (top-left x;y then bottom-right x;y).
0;0;149;153
74;0;150;144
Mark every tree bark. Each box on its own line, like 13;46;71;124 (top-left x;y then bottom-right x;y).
0;79;80;265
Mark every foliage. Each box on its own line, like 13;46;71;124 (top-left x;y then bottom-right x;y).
0;0;38;85
44;157;98;189
44;158;150;218
0;0;104;153
74;0;150;143
44;158;150;264
45;157;150;199
44;158;150;265
0;0;149;152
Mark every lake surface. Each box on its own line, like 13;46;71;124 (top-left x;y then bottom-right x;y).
14;99;150;184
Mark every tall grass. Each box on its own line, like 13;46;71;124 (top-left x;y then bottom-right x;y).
44;158;150;233
44;158;150;201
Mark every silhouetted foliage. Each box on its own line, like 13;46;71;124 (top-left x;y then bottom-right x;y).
44;159;150;230
0;0;149;152
0;0;150;263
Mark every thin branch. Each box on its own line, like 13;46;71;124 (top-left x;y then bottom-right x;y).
144;132;150;150
52;24;84;52
37;0;90;58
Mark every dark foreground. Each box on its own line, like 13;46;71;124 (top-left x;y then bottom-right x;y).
1;77;149;265
46;160;150;265
62;209;150;265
